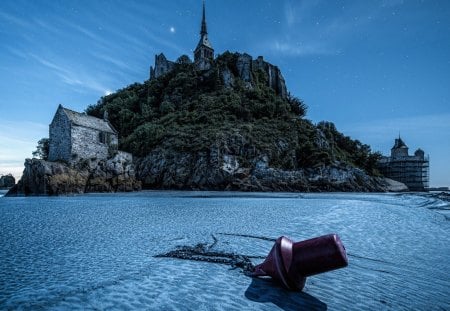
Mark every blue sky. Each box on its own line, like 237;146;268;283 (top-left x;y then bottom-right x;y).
0;0;449;187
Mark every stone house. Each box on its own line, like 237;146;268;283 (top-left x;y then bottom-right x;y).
48;105;118;163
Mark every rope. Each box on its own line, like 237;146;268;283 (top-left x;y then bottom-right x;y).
154;234;266;276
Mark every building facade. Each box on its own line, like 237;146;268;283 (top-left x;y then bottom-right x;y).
48;105;118;163
377;137;429;191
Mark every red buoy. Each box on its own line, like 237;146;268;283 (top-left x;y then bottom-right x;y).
252;234;348;291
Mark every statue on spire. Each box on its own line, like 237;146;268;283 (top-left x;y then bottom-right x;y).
194;0;214;70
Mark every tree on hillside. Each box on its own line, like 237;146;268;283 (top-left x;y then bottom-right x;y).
32;138;49;160
287;93;307;118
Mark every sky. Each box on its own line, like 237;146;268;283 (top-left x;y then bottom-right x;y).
0;0;449;187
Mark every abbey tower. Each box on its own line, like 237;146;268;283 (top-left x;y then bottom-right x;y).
194;0;214;70
150;1;214;79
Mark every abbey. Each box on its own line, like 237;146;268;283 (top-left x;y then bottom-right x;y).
150;1;213;79
149;1;287;98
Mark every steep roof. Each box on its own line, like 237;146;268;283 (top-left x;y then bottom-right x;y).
195;0;213;50
392;137;408;149
60;105;117;134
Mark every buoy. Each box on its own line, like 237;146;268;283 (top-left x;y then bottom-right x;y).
252;234;348;291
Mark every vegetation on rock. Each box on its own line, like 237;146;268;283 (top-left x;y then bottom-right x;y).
86;52;381;177
32;138;49;160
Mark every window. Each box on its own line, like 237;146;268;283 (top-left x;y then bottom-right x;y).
99;132;108;144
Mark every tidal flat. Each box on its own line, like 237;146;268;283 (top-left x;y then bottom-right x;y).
1;192;449;310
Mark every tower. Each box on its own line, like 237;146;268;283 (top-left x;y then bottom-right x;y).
194;0;214;70
391;135;409;158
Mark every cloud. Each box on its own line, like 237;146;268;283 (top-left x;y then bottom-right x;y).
92;53;135;72
139;25;187;55
5;46;28;59
29;53;112;94
284;2;296;27
284;0;321;27
341;114;450;138
0;11;31;28
271;41;335;56
262;1;392;57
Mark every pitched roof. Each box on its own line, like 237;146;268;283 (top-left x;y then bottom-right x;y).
61;106;117;134
392;137;408;149
195;0;213;50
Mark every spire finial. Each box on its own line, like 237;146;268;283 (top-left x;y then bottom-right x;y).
201;0;207;35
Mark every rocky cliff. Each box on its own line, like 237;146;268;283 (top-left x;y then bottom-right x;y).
6;152;141;196
134;142;404;193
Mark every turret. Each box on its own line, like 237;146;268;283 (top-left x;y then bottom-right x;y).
414;148;425;159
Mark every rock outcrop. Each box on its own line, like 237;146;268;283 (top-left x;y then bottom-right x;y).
219;53;288;98
134;140;404;193
6;152;141;196
0;174;15;189
253;55;287;98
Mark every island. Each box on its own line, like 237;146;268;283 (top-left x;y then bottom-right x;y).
7;3;407;196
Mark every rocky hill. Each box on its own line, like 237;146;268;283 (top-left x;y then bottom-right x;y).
80;51;400;192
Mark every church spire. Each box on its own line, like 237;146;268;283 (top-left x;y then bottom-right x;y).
194;0;214;70
201;0;207;36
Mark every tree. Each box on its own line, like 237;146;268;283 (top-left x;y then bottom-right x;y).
32;138;49;160
287;93;308;118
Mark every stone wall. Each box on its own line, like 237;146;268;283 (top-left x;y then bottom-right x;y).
71;125;118;162
48;107;71;162
150;53;175;80
237;53;253;83
219;53;288;98
195;57;212;71
253;56;287;98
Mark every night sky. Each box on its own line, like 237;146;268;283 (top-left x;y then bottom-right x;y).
1;0;449;186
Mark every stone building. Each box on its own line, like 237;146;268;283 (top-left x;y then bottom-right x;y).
377;136;429;191
48;105;118;163
150;53;175;80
